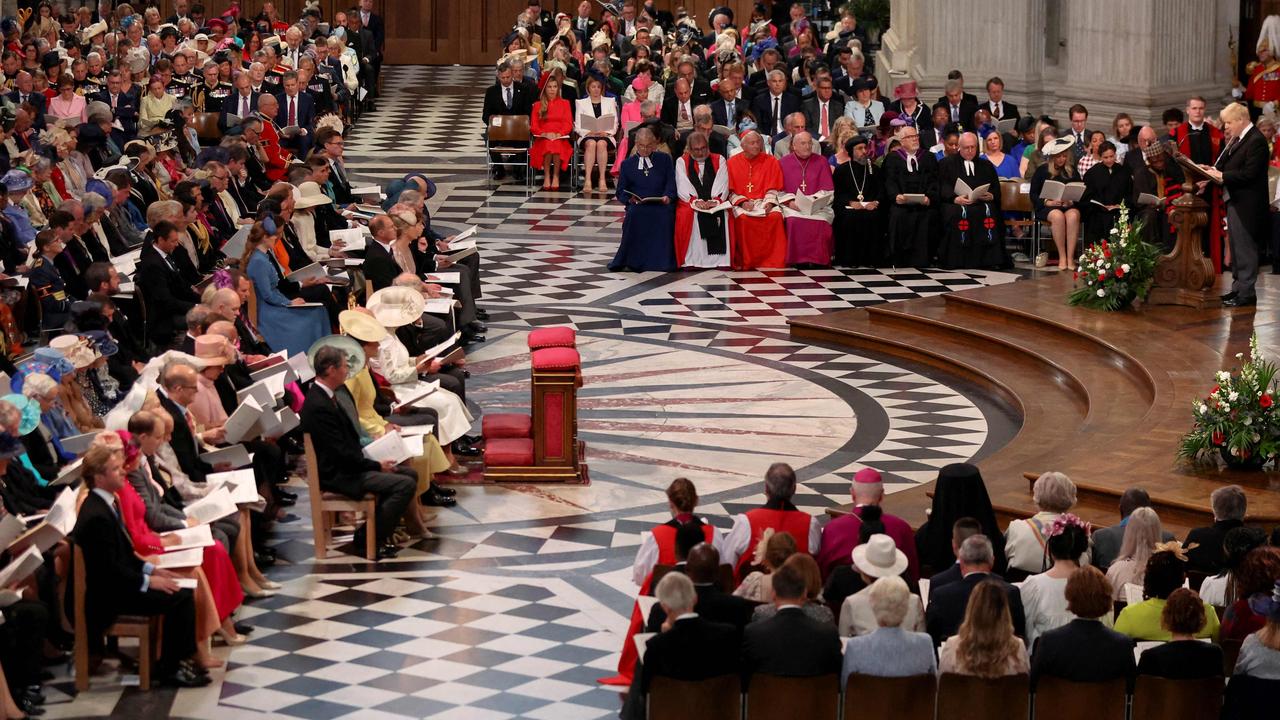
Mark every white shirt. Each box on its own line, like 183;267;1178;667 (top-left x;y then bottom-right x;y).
722;512;822;568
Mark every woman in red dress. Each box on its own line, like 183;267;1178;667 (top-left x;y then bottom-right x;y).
530;75;572;190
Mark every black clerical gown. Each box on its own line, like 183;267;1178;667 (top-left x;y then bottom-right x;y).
937;154;1007;269
832;159;885;267
883;150;939;267
1126;151;1184;251
1081;162;1134;245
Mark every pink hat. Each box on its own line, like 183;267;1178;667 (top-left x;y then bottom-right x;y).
893;81;918;101
854;468;883;485
632;74;652;91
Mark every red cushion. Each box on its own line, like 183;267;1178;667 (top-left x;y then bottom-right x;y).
483;413;532;439
527;326;576;350
532;347;581;371
484;438;535;466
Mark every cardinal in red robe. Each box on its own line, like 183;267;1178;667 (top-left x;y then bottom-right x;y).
727;130;787;269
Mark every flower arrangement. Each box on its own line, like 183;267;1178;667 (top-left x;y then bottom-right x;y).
1179;334;1280;470
1067;206;1162;311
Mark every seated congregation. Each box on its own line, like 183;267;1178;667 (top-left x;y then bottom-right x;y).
613;466;1280;718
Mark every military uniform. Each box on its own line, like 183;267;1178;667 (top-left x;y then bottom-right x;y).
1246;60;1280;116
192;81;233;114
28;256;70;330
166;73;196;99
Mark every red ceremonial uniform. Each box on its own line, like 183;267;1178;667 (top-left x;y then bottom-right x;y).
1170;121;1227;273
733;506;814;580
1245;60;1280;111
599;519;717;687
257;114;292;182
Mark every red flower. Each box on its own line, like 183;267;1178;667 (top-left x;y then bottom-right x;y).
1073;272;1079;281
1103;249;1112;258
1212;431;1225;445
1241;448;1251;459
1211;385;1220;395
1097;271;1106;281
1262;394;1274;408
1115;268;1125;278
957;219;970;231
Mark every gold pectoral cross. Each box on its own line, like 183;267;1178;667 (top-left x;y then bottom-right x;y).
746;181;754;193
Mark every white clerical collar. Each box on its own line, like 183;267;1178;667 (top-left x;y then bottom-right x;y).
638;156;653;170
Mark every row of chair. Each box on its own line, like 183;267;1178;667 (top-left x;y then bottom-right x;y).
647;671;1272;720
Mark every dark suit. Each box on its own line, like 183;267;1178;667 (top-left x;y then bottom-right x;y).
299;383;414;546
984;99;1020;121
91;88;139;141
801;96;847;147
1030;618;1136;689
327;158;355;206
934;98;981;131
70;490;197;675
274;91;316;156
660;95;706;128
136;242;199;346
927;563;963;598
363;239;402;292
156;390;213;485
925;571;1026;645
751;90;802;137
1215;126;1270;301
220;91;261;133
7;90;46;129
1091;522;1176;571
742;606;842;678
646;583;757;634
640;615;740;692
482;82;532;124
710;97;746;129
1184;518;1245;574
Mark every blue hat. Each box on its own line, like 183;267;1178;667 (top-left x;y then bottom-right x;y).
29;351;71;380
402;173;437;199
1;170;31;192
382;179;408;211
82;331;118;358
1;394;40;436
85;179;114;205
1250;580;1280;620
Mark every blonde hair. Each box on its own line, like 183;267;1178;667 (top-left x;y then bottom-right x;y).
955;580;1021;679
1117;507;1162;567
1220;102;1250;124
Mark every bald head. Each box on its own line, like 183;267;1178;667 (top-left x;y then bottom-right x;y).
209;288;241;320
958;132;979;160
1136;125;1157;149
687;543;720;584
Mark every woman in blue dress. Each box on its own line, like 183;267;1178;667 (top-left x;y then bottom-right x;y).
609;127;676;272
240;217;329;356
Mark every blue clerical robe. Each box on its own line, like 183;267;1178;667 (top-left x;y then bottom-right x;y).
609;152;677;272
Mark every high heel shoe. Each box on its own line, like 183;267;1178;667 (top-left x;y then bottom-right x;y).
244;586;277;599
216;629;248;647
256;578;283;590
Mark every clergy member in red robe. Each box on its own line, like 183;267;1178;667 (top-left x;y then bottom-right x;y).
674;131;731;268
255;95;293;183
727;130;788;269
780;132;836;266
1171;98;1227;272
722;463;821;581
814;468;920;582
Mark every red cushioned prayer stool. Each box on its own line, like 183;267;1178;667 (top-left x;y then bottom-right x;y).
482;413;532;439
482;334;588;484
527;326;576;350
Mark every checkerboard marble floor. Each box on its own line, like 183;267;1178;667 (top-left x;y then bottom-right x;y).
47;66;1026;718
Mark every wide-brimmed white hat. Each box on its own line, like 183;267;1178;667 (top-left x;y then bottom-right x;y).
339;310;388;343
367;286;425;328
293;181;330;209
851;534;909;578
1043;136;1076;157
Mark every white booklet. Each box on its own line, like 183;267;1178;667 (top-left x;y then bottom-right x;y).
9;488;77;554
398;424;436;437
0;515;26;550
448;226;478;248
161;524;214;551
419;333;462;362
223;397;264;445
577;114;615;134
183;487;238;525
351;185;385;200
953;178;991;202
61;431;100;455
330;227;368;251
236;380;279;408
199;443;253;469
781;190;835;218
692;200;732;214
423;298;455;315
443;246;478;262
286;262;328;284
0;546;45;588
362;431;415;464
424;271;461;285
288;352;315;383
154;547;204;569
221;225;252;259
1039;180;1086;202
1137;192;1163;207
392;380;440;411
900;193;929;205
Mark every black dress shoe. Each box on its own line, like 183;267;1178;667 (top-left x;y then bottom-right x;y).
234;621;255;635
432;483;457;497
1223;295;1257;307
1220;291;1238;301
461;368;471;379
461;434;483;445
275;489;298;502
254;550;276;567
476;309;489;320
376;544;400;560
16;697;44;716
422;489;457;507
462;333;486;344
162;665;211;688
22;688;44;706
468;321;488;333
452;442;482;456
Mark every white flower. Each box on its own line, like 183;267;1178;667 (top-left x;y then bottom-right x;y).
1110;228;1119;234
1121;264;1131;273
1229;391;1240;402
1217;371;1232;383
1236;352;1245;360
1095;259;1104;268
1097;288;1106;297
1199;403;1209;414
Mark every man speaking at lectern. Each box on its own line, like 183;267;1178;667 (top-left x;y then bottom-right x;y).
1198;102;1268;308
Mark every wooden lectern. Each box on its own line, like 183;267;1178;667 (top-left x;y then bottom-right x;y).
1149;143;1219;308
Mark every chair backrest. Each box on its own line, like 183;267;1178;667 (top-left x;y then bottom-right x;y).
490;114;532;142
746;673;838;720
652;563;735;594
245;278;258;327
303;433;324;520
845;673;937;720
936;673;1029;720
1000;180;1033;213
193;112;222;141
1222;674;1280;720
1221;638;1243;676
648;674;741;720
72;542;87;634
1034;676;1127;720
1131;674;1224;720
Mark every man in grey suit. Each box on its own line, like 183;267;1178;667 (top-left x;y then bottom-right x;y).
1090;488;1176;571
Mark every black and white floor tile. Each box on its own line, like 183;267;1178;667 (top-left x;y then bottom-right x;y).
51;66;1023;718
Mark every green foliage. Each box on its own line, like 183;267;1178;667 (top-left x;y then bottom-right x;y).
1179;334;1280;469
1067;206;1162;311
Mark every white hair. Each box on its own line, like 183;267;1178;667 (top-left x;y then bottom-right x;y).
21;373;58;400
655;571;696;614
869;576;911;628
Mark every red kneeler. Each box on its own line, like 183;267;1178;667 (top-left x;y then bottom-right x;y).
481;328;588;483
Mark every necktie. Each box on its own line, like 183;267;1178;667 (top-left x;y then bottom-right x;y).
727;100;734;120
680;103;689;122
864;106;873;126
951;105;959;121
820;103;829;138
110;94;117;110
504;86;512;109
241;94;249;117
772;96;780;134
288;96;296;126
994;102;1001;118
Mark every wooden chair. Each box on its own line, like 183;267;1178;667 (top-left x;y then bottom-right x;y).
1222;674;1280;719
486;114;533;189
647;674;741;720
844;673;936;720
999;180;1042;260
303;434;378;561
245;279;258;327
1131;675;1224;720
936;673;1029;720
746;673;838;720
72;544;160;691
1221;637;1243;676
1033;676;1127;720
192;111;222;142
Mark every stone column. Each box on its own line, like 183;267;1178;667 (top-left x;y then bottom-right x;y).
1056;0;1231;126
